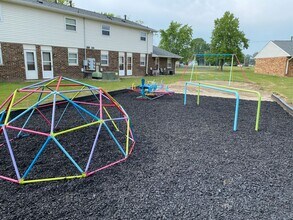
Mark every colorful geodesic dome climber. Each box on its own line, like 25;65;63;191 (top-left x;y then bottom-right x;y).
0;76;135;184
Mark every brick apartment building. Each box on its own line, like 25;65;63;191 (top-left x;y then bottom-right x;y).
255;38;293;77
0;0;181;81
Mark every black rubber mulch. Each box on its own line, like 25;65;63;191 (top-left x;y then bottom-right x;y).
0;92;292;219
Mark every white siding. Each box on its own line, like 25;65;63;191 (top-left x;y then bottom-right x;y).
255;41;289;58
84;19;152;53
0;2;153;54
0;3;84;48
0;4;3;22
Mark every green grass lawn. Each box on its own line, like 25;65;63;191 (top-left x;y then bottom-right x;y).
177;66;293;103
0;67;292;106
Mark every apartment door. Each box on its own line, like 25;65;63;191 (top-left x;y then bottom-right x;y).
126;53;132;76
118;52;125;76
41;47;53;79
24;50;38;80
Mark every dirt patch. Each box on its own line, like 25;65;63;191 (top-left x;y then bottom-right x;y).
169;80;273;102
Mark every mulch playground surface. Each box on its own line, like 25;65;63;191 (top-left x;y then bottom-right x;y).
0;92;292;219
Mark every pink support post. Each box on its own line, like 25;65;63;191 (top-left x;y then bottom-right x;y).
0;93;13;110
55;76;63;91
86;157;127;176
0;175;19;184
99;90;103;119
35;108;51;127
18;89;52;94
12;88;42;107
74;101;115;107
6;125;50;137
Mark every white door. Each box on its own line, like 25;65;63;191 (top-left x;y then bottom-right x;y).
118;52;125;76
127;53;132;76
41;49;53;79
24;50;38;80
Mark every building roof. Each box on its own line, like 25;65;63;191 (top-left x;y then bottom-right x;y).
152;46;182;59
272;40;293;56
6;0;156;32
255;39;293;59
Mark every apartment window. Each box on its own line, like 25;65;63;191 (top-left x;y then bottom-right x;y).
0;44;2;65
140;54;146;66
101;51;109;66
167;58;172;68
140;32;147;41
102;25;110;36
65;18;76;31
68;48;78;65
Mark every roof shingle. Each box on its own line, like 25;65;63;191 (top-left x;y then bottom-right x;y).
152;46;182;59
272;40;293;56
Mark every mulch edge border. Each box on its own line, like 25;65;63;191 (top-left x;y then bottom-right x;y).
271;93;293;116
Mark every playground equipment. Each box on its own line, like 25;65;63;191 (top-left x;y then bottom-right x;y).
184;52;262;131
0;76;135;184
184;82;262;131
131;78;174;100
184;82;240;131
189;54;248;85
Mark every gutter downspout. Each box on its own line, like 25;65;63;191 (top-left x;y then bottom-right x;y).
83;17;86;61
146;31;151;75
146;32;148;75
285;56;293;75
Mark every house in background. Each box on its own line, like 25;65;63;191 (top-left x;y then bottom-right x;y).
148;46;182;75
0;0;166;81
254;38;293;77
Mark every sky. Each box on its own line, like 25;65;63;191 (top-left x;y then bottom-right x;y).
73;0;293;55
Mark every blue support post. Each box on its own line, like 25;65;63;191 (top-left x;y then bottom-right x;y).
51;136;84;173
22;137;51;179
184;82;240;131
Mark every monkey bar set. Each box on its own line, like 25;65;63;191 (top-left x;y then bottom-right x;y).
184;82;262;131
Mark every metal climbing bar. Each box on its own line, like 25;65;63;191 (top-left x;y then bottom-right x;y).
197;82;262;131
184;82;240;131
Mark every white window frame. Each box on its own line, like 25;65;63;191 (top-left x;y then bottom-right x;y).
68;48;78;66
65;17;77;31
0;44;3;65
140;54;146;66
101;51;109;66
102;24;110;36
140;32;147;41
167;58;172;68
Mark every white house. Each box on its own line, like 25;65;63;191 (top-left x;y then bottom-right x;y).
254;38;293;77
0;0;158;80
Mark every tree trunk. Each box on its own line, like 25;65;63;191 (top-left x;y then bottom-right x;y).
220;58;224;71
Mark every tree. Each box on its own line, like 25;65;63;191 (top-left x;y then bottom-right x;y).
191;38;210;54
101;12;116;18
48;0;74;6
159;21;193;62
210;11;249;70
135;20;144;25
249;52;258;66
244;54;251;67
